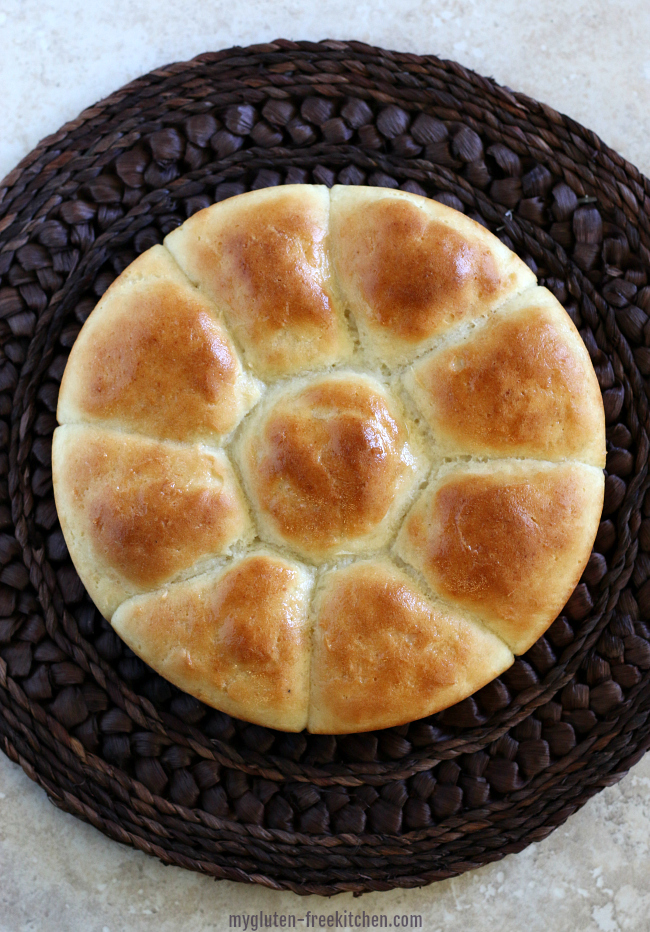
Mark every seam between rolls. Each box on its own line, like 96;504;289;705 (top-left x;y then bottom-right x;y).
159;242;265;388
105;552;246;625
389;550;517;658
414;453;605;485
326;186;367;365
473;277;539;329
106;557;236;631
107;543;317;617
304;564;325;734
55;416;239;456
384;280;540;381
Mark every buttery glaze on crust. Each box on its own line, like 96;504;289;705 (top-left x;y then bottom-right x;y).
396;461;605;654
57;246;260;444
309;561;513;734
238;373;426;561
404;287;606;466
165;185;352;379
330;185;536;362
112;553;313;731
53;184;607;733
52;425;251;618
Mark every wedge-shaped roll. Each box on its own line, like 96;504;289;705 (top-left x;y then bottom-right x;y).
396;461;604;654
330;185;536;363
309;561;513;733
57;246;260;444
403;286;606;466
164;185;352;379
112;553;313;731
237;373;427;562
52;425;252;618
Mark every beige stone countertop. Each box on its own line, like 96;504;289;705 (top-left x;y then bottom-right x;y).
2;1;650;929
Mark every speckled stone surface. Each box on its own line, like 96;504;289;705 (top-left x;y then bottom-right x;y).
2;2;650;929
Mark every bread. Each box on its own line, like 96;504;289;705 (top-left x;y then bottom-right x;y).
165;184;352;379
330;185;536;363
112;552;313;731
53;425;252;617
237;372;428;561
53;184;606;733
402;286;605;465
57;245;261;444
309;560;513;734
395;461;604;655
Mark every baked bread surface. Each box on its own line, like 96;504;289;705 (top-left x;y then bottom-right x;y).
57;245;261;443
309;561;513;734
112;552;313;731
53;184;606;733
237;372;428;561
53;424;252;618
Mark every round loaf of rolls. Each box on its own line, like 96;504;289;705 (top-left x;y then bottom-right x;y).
52;184;606;734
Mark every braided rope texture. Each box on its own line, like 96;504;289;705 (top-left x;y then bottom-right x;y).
1;39;650;896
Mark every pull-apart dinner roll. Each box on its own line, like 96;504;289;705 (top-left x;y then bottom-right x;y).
54;185;605;733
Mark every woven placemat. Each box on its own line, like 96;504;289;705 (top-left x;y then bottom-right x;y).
1;39;650;896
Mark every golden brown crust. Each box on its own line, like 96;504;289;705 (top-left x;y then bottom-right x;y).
52;185;606;733
396;461;605;654
308;561;513;733
164;185;352;378
405;286;606;466
330;186;536;362
112;553;313;731
52;425;251;618
57;246;260;443
238;374;426;561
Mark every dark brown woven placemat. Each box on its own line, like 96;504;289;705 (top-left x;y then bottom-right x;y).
1;39;650;896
